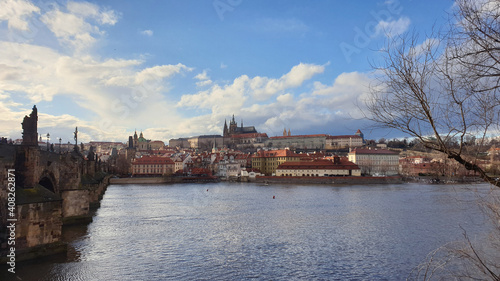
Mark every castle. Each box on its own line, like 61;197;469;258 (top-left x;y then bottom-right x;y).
223;115;257;137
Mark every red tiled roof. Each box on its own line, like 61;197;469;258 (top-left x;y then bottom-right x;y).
270;134;328;139
235;154;250;159
277;160;360;170
349;148;399;155
133;156;174;165
247;168;262;173
327;135;362;139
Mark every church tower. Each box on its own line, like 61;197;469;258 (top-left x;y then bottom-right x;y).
133;130;138;148
229;114;237;135
223;119;229;137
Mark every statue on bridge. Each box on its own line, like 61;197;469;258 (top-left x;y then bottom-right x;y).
21;105;38;146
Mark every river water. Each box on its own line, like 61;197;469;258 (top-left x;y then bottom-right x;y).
3;182;497;280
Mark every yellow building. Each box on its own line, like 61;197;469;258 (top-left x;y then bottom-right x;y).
251;149;301;176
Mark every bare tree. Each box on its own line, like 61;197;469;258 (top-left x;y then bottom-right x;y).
366;27;499;187
365;0;500;279
448;0;500;93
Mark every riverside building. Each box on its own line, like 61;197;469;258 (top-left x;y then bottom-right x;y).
131;156;175;176
348;148;400;176
251;149;301;176
276;158;361;177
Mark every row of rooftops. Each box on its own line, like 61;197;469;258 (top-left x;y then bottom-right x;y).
169;133;363;141
277;159;360;170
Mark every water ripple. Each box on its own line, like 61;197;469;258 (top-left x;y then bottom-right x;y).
6;182;495;281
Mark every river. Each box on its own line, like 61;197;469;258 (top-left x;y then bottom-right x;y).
2;182;497;280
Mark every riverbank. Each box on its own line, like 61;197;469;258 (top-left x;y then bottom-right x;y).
110;175;403;185
109;176;220;185
254;175;403;184
110;177;177;184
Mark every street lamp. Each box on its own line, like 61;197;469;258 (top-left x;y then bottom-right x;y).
46;133;50;151
59;138;62;154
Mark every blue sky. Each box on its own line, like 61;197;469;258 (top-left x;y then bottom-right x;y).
0;0;453;144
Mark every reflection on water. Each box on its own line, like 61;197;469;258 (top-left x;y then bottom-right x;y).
1;183;494;280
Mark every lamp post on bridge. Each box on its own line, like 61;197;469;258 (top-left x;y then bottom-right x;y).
59;138;62;154
46;133;50;151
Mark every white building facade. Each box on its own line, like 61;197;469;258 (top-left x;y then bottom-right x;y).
348;148;400;176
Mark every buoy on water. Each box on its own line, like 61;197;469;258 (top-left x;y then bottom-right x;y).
207;189;209;192
273;196;275;199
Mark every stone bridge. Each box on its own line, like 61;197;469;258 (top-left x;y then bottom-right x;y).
0;106;110;262
14;145;107;223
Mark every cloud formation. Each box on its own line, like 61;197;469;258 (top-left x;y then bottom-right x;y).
140;29;153;36
177;66;371;138
375;16;411;37
0;0;375;143
0;0;40;31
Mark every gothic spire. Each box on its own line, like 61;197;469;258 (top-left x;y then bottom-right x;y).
223;119;228;136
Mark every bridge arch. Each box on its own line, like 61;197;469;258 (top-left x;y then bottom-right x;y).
38;171;57;194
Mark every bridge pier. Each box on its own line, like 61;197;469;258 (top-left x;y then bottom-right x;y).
0;106;111;263
61;189;91;225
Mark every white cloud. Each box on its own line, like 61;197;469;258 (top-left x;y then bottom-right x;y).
0;0;377;142
196;80;213;87
0;38;194;140
251;63;325;100
42;10;96;49
135;64;192;84
67;1;118;25
375;16;411;37
177;63;324;113
0;0;40;31
194;70;210;81
174;65;371;138
41;1;118;52
194;70;212;87
140;29;153;36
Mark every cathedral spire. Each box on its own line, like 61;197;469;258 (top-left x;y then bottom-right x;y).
223;119;228;136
